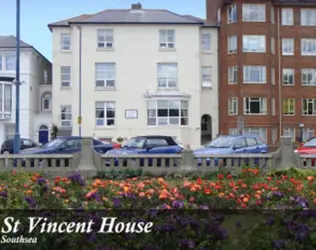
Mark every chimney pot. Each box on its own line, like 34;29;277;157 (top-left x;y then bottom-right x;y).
131;3;142;9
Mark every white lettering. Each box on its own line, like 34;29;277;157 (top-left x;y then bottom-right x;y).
1;217;20;233
98;217;117;233
28;217;43;233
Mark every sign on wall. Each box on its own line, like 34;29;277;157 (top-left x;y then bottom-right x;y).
125;109;138;119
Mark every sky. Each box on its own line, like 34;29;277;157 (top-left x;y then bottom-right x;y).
0;0;206;61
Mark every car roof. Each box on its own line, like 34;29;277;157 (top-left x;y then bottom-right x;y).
136;135;174;139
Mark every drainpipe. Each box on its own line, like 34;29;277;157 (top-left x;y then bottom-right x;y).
78;26;82;136
277;8;282;139
13;0;21;155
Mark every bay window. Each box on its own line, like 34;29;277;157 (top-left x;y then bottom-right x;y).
0;83;12;119
147;99;188;126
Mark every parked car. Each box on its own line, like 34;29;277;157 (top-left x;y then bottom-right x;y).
20;136;118;155
19;136;119;167
1;138;39;154
294;137;316;166
194;135;269;166
105;135;183;166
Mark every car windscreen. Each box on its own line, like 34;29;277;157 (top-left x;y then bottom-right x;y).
42;138;66;148
205;137;233;148
303;138;316;147
123;137;146;149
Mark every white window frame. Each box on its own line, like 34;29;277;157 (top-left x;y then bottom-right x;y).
281;8;293;25
201;66;212;87
242;4;266;22
0;82;12;118
271;98;276;116
243;66;266;84
282;68;294;85
227;4;237;24
283;128;296;142
271;37;275;54
283;98;295;116
60;33;71;51
303;128;314;142
228;97;238;116
41;92;51;112
271;6;275;24
60;105;72;128
242;35;266;53
97;29;114;48
60;66;71;87
228;66;238;84
95;63;116;88
147;99;189;126
302;68;316;86
5;124;15;140
302;99;316;116
201;33;211;51
272;127;277;144
301;9;316;26
228;36;237;54
301;39;316;56
245;127;267;142
5;55;15;71
282;38;294;55
0;55;2;71
157;63;178;88
271;68;275;85
243;97;267;115
95;101;116;127
159;30;175;49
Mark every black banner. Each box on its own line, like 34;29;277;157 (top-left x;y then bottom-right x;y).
0;210;315;249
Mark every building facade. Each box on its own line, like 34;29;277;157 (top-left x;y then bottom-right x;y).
207;0;316;147
48;3;219;146
0;36;52;144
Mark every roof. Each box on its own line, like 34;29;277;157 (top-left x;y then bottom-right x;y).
0;36;51;64
48;6;206;30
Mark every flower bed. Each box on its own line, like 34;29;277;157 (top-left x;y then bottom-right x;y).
0;168;316;249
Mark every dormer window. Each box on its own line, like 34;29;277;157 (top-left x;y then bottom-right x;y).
41;91;52;111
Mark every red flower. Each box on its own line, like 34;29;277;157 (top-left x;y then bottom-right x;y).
227;174;232;179
204;188;211;195
196;177;202;185
217;174;224;179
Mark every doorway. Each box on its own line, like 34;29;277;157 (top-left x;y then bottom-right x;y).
201;114;212;145
38;125;49;144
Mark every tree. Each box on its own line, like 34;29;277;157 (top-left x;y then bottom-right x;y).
51;124;59;139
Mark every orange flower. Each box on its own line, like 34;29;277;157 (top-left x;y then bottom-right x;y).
218;192;225;197
190;187;197;192
159;194;168;199
242;197;249;203
157;177;164;184
307;176;314;182
25;190;33;196
86;189;97;199
138;182;145;189
123;186;130;193
254;194;261;200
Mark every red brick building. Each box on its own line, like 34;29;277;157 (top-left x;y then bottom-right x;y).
207;0;316;146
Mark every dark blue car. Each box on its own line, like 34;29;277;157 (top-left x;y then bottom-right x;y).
105;135;183;166
20;136;116;167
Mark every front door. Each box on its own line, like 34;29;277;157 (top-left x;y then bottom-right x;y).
39;130;49;144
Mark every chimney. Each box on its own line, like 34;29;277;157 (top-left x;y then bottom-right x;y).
131;3;142;10
206;0;222;23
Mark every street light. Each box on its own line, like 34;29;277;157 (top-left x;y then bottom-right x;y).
13;0;21;154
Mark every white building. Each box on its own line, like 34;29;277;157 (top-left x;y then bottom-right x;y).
48;3;219;147
0;36;52;145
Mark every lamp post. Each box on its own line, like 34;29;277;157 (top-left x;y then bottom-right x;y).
13;0;21;154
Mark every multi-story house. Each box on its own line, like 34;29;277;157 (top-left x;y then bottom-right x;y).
48;3;219;146
207;0;316;148
0;36;52;144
